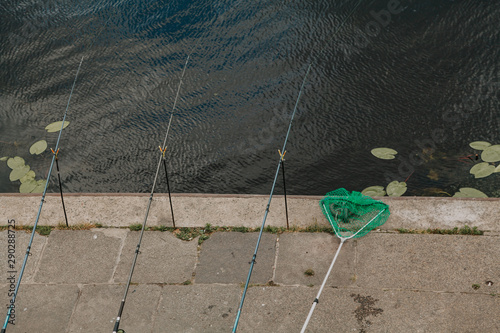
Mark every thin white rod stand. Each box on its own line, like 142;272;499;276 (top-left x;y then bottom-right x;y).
300;238;345;333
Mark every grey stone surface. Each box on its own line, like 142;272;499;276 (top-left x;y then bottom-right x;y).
275;233;356;286
381;196;500;232
3;193;500;231
152;284;241;333
366;289;500;333
238;286;500;333
356;233;500;293
0;229;46;283
68;284;162;333
237;285;358;332
113;231;198;283
0;192;499;332
0;284;79;333
34;229;125;283
195;232;277;284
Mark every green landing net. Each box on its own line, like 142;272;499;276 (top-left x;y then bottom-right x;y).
301;189;390;333
320;188;390;240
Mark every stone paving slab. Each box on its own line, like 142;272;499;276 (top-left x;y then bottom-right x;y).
237;285;358;332
195;232;277;284
113;231;198;283
367;289;500;333
34;229;126;284
355;233;500;293
152;284;242;333
68;284;162;333
236;286;500;332
274;233;356;286
0;227;496;332
0;284;79;333
0;230;46;283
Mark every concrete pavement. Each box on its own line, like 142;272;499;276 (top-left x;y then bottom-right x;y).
0;194;498;332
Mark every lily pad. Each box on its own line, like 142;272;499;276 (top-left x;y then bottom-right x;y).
361;186;386;197
45;121;70;133
9;165;30;181
0;156;8;161
453;188;488;198
494;165;500;173
481;144;500;162
20;170;36;183
386;181;407;197
470;162;495;179
29;140;47;155
19;179;38;193
7;156;25;169
371;148;398;160
469;141;491;150
31;179;47;193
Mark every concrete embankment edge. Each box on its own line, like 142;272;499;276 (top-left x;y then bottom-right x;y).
0;193;498;232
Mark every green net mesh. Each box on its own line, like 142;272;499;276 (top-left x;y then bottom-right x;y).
320;188;390;239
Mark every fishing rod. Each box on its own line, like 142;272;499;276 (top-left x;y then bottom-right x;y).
159;145;176;227
1;56;84;333
232;1;366;330
232;63;312;332
278;149;289;229
0;7;123;330
110;4;257;330
112;54;189;333
51;148;69;226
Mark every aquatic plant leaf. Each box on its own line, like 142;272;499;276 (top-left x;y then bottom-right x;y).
20;170;36;183
421;188;451;196
470;162;495;178
31;179;47;193
45;121;70;133
0;156;8;161
453;188;488;198
20;179;38;193
469;141;491;150
7;156;25;169
427;169;439;181
386;181;407;197
481;144;500;162
29;140;47;155
9;165;30;181
361;186;386;197
494;165;500;173
371;148;398;160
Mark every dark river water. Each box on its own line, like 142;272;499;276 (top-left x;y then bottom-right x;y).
0;0;499;196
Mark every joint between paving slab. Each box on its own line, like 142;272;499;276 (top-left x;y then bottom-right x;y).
110;230;129;283
31;234;49;283
191;242;203;284
271;233;280;283
149;285;164;333
65;284;84;333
